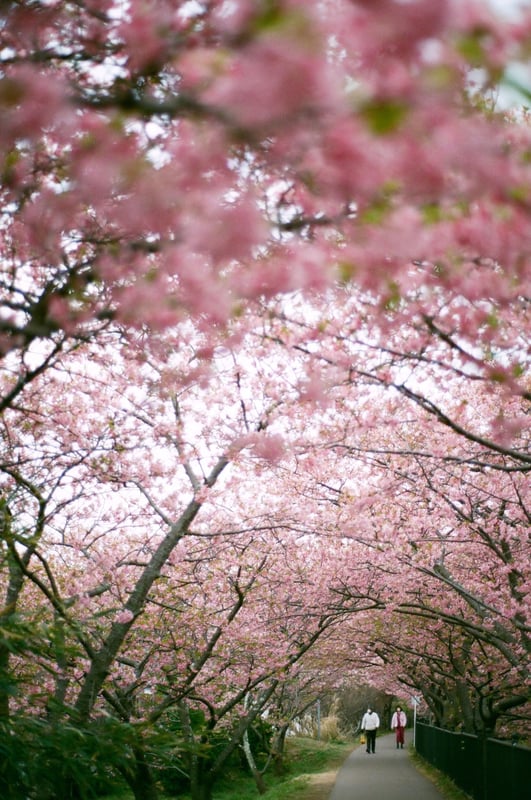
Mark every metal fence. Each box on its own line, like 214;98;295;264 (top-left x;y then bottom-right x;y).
415;722;530;800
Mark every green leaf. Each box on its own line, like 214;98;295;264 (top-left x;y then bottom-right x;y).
456;30;487;66
361;100;407;135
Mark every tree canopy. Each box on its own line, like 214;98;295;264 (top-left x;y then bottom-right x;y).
0;2;529;799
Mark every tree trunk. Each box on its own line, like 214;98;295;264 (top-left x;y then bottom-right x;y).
73;488;223;722
177;700;214;800
270;724;290;776
455;679;475;733
0;503;27;720
191;784;212;800
242;728;267;794
190;777;214;800
122;745;160;800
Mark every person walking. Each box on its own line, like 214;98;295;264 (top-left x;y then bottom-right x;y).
361;707;380;753
391;705;407;749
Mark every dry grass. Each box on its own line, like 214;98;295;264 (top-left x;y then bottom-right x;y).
295;769;339;800
319;715;342;742
292;746;355;800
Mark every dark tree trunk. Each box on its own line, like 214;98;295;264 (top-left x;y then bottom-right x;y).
455;679;475;733
189;755;215;800
271;724;290;775
122;745;160;800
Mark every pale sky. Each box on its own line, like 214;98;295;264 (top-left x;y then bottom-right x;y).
487;0;530;17
484;0;531;108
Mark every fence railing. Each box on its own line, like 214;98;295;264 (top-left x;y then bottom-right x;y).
415;722;530;800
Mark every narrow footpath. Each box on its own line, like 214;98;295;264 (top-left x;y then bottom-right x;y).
329;733;446;800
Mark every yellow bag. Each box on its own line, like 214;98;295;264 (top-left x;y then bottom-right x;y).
359;734;366;745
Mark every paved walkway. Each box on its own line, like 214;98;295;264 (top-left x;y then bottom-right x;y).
329;733;446;800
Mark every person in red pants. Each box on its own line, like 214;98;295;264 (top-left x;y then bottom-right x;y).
391;706;407;748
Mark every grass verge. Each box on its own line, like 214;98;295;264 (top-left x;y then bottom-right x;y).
213;737;355;800
409;749;472;800
100;737;356;800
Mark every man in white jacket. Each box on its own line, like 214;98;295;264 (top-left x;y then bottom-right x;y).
361;707;380;753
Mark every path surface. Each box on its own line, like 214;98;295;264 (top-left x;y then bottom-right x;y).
329;733;446;800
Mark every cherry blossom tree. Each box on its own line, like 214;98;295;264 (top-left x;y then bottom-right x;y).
310;384;530;736
1;310;529;796
0;327;381;798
